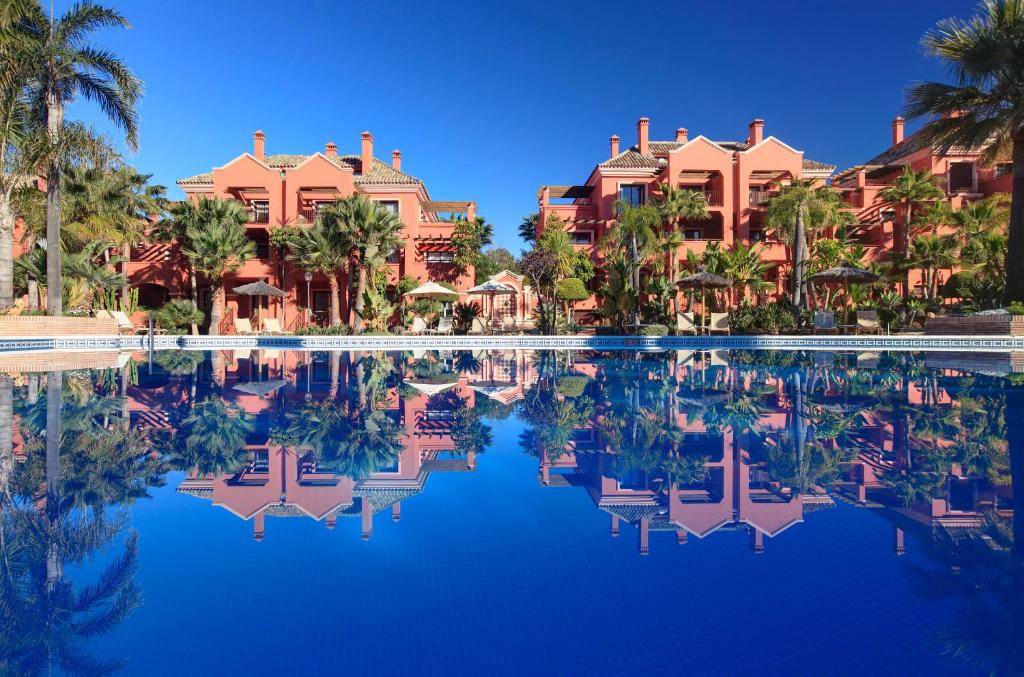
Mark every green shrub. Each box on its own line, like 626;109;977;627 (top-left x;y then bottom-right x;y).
297;324;351;336
1008;302;1024;315
453;301;482;333
154;300;204;333
639;324;669;336
556;278;589;302
556;375;589;398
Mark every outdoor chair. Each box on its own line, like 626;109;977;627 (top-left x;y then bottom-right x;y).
500;316;516;334
234;317;256;335
406;317;427;335
428;317;453;335
856;352;880;369
111;310;160;335
676;312;698;335
707;313;730;335
261;317;292;335
813;311;838;335
856;310;882;335
468;318;488;335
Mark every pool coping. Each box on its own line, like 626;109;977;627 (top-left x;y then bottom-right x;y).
2;333;1024;353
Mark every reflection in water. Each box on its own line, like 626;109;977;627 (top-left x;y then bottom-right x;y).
0;348;1020;673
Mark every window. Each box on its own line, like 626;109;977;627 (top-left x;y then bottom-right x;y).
750;229;765;243
425;251;454;264
569;230;593;245
387;247;402;264
995;163;1012;177
619;184;646;206
684;228;702;240
246;229;270;259
881;209;897;222
377;200;400;215
250;201;270;224
949;162;975;192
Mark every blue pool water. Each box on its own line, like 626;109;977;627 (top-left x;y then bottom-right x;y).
0;348;1020;675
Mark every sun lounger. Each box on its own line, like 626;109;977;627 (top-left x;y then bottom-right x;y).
261;317;292;334
856;310;881;335
468;318;488;335
707;313;730;335
427;317;453;335
676;312;698;335
234;317;256;335
405;317;427;335
813;311;838;335
111;310;161;335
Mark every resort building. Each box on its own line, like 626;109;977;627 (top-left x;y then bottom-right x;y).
834;115;1013;294
536;117;836;318
134;130;478;332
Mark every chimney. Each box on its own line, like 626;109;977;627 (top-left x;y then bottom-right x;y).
253;130;266;161
676;127;688;144
325;141;337;157
637;117;650;155
253;510;265;541
391;149;402;171
610;134;620;158
891;115;905;148
747;119;764;147
360;131;374;174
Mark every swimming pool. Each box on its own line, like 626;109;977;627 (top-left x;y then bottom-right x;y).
0;348;1019;675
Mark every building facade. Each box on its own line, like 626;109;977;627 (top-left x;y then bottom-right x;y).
133;130;478;332
834;115;1013;294
536;117;836;317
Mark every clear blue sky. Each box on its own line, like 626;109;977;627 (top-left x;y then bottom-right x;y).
67;0;971;253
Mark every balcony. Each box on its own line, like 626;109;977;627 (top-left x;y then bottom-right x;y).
682;188;724;207
249;202;270;224
298;206;318;223
748;190;779;206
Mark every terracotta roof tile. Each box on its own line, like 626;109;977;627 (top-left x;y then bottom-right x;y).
176;172;212;186
177;153;422;187
598;139;833;174
802;158;836;172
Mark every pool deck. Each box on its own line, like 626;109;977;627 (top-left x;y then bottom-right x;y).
2;333;1024;354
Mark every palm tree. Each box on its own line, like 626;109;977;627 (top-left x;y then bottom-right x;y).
909;233;959;300
180;197;254;335
879;166;945;294
338;195;404;333
518;213;539;244
603;201;662;326
656;183;710;315
722;241;774;304
536;214;576;332
170;396;255;476
288;220;348;326
764;179;850;313
905;0;1024;302
14;1;141;316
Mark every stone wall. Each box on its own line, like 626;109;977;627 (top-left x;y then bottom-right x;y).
925;315;1024;336
0;315;118;336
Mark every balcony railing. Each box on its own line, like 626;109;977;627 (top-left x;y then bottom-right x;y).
748;190;780;206
249;203;270;224
682;189;724;207
299;207;318;223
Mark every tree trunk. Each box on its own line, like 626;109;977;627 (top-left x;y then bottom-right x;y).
208;283;224;335
1005;133;1024;303
792;204;806;311
45;369;61;506
630;232;641;327
354;266;367;333
328;273;341;326
0;193;14;309
121;242;131;306
902;202;914;297
0;376;12;498
329;351;340;399
45;96;64;316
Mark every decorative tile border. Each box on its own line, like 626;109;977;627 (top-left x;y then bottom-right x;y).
4;333;1024;354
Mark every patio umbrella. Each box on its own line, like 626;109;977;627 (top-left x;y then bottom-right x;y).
404;281;459;317
405;380;458;396
466;280;516;324
676;270;731;334
809;264;879;313
233;379;287;397
233;279;286;329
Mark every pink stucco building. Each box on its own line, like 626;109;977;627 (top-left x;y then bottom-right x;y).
536;116;836;318
132;130;478;332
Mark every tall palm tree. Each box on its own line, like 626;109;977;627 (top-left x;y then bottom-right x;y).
879;166;945;294
180;197;254;335
338;195;404;333
603;201;662;326
764;179;850;313
288;220;349;326
170;396;255;476
722;241;774;304
15;1;141;316
905;0;1024;302
909;233;959;300
656;183;710;315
